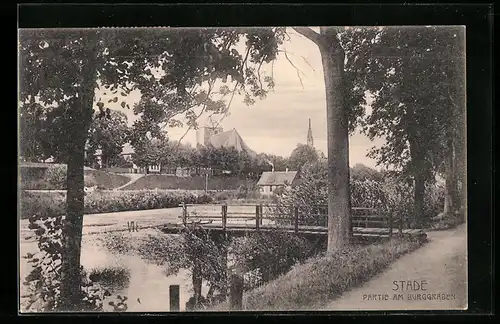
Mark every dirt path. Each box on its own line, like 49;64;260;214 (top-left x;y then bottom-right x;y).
321;224;467;310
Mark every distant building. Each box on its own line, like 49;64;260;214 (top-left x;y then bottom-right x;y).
196;126;224;146
256;169;299;195
305;119;326;160
307;118;314;148
197;126;257;158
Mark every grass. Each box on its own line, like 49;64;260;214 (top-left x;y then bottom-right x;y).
210;237;425;311
20;169;130;190
121;174;257;191
84;170;131;189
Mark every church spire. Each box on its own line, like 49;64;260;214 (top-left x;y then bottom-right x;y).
307;118;314;148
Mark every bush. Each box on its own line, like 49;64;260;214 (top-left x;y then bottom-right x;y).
230;232;317;288
272;160;445;229
44;165;67;188
88;266;131;293
20;190;214;219
211;237;425;311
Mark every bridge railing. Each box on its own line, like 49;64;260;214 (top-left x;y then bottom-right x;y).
177;203;405;236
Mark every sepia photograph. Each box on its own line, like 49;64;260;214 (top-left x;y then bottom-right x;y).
18;26;467;313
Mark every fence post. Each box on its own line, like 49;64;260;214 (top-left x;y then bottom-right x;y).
294;206;299;233
255;205;260;231
259;204;263;226
182;202;187;225
222;205;227;232
229;272;244;310
169;285;180;311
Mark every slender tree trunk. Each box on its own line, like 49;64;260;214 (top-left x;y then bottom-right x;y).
192;261;203;308
319;29;351;253
453;134;466;220
443;138;454;217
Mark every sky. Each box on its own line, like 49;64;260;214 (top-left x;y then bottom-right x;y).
94;28;386;169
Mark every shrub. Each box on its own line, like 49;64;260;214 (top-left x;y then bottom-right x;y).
21;213;118;312
44;165;67;188
230;232;317;287
271;160;445;229
88;266;131;293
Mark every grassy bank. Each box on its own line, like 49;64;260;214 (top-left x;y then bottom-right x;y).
211;237;425;311
121;174;257;191
21;169;131;190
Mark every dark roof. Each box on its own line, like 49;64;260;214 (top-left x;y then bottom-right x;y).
257;171;298;186
209;128;257;157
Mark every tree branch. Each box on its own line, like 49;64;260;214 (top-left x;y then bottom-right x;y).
176;80;216;146
291;27;321;45
279;49;316;73
283;51;305;89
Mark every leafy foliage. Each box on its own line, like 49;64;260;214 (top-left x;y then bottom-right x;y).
357;28;465;185
272;160;442;228
85;110;131;168
43;165;67;188
21;213;122;312
230;232;316;286
288;144;320;171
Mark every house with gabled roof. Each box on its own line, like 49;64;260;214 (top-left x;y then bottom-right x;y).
256;169;299;195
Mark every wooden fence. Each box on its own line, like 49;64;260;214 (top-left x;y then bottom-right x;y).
178;203;407;237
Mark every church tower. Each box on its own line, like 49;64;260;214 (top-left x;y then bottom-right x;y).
307;118;314;148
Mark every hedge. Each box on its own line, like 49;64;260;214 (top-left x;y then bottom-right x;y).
20;190;213;220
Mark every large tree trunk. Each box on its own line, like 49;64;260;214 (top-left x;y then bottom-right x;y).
290;27;351;252
59;37;99;311
413;174;426;228
59;129;86;311
408;134;427;229
318;28;352;253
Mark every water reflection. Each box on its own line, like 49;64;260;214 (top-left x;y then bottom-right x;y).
20;236;210;312
81;241;210;312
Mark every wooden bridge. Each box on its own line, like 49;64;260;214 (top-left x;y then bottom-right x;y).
159;203;427;241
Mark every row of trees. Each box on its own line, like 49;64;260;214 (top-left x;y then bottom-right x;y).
129;140;323;177
22;103;322;174
19;26;465;310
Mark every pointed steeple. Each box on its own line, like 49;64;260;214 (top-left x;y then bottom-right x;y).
307;118;314;148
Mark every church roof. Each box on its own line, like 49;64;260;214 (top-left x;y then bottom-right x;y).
209;128;257;157
257;171;299;186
